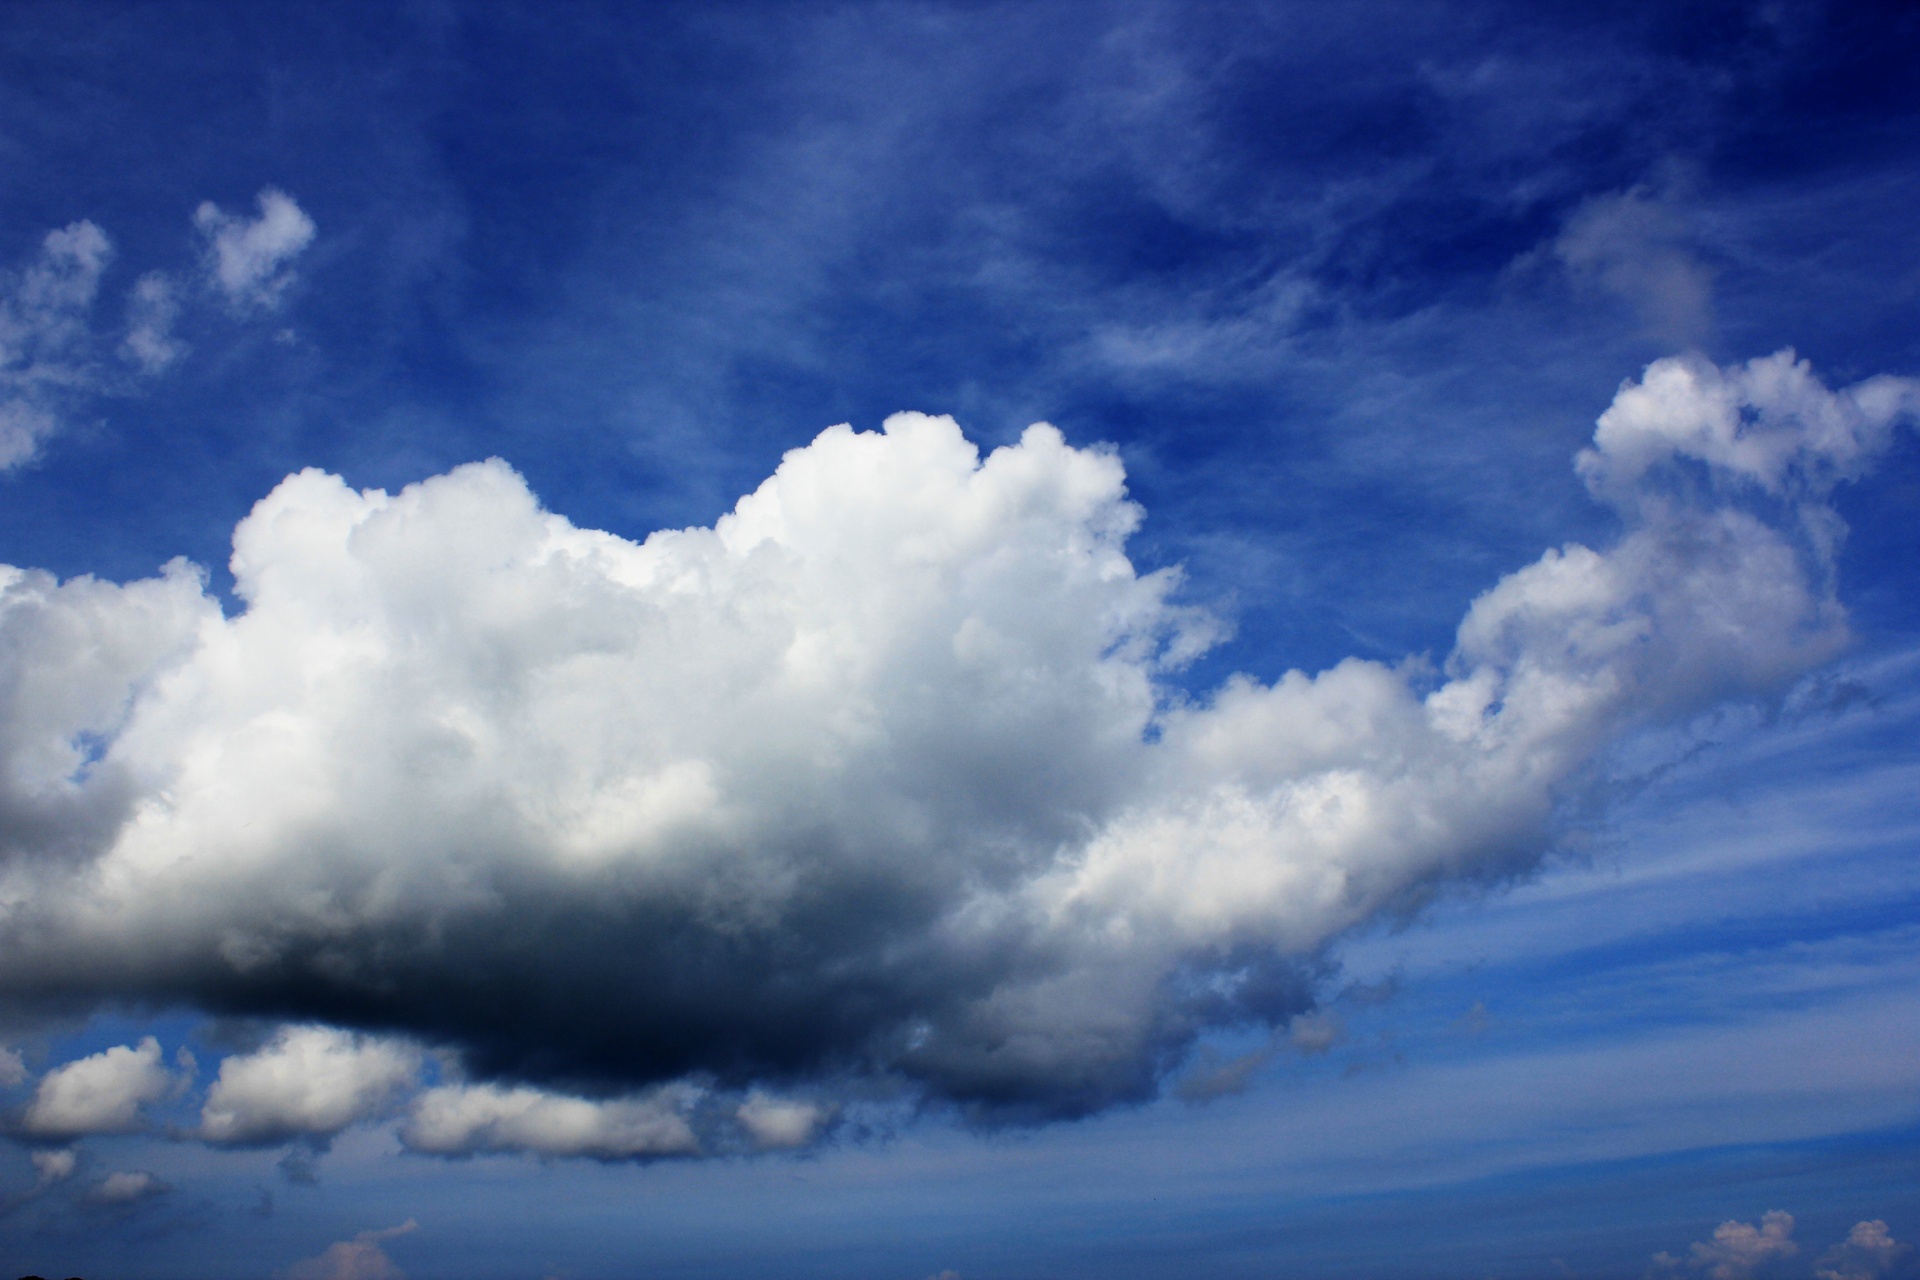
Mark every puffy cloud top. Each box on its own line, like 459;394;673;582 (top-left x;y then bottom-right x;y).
0;356;1911;1122
87;1168;170;1205
23;1037;178;1137
199;1025;419;1145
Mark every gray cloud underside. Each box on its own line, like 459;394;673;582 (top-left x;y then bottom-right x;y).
0;351;1911;1120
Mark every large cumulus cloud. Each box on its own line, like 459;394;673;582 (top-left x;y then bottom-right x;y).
0;350;1911;1124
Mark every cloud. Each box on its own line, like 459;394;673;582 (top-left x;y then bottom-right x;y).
0;1045;24;1087
29;1147;75;1183
1817;1221;1912;1280
195;188;315;310
735;1091;828;1150
0;190;308;467
23;1036;181;1137
280;1219;416;1280
85;1168;170;1205
401;1084;699;1160
1653;1211;1799;1280
0;353;1911;1125
0;221;113;469
1554;184;1714;345
1287;1011;1342;1054
198;1024;420;1145
121;271;185;373
1579;349;1919;505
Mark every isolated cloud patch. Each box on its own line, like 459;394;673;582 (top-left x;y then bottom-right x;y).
195;188;315;310
199;1025;419;1145
0;353;1911;1123
401;1083;699;1159
735;1091;829;1150
85;1168;170;1205
23;1036;183;1137
1554;184;1714;345
0;221;113;468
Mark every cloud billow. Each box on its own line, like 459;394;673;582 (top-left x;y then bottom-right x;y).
0;351;1910;1125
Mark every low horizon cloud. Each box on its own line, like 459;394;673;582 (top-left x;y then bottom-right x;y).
0;349;1914;1152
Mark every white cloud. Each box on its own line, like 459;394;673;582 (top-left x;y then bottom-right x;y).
1653;1210;1799;1280
1817;1220;1912;1280
735;1091;827;1149
86;1168;170;1205
30;1147;76;1183
199;1024;420;1144
281;1221;416;1280
24;1036;180;1136
0;189;316;466
122;271;185;373
1580;349;1919;505
0;221;112;469
195;188;315;310
401;1083;699;1160
0;353;1910;1120
0;1045;25;1087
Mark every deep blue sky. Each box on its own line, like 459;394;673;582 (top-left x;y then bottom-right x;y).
1;2;1918;1278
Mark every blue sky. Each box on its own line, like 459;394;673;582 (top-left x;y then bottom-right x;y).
0;3;1918;1278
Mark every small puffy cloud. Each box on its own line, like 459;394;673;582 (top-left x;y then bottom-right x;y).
30;1148;76;1183
735;1092;827;1150
121;271;185;373
195;188;315;310
1654;1210;1799;1280
86;1168;170;1205
401;1084;698;1160
1818;1221;1912;1280
0;1045;25;1087
1554;184;1713;345
0;195;312;467
199;1024;419;1145
24;1036;179;1137
281;1220;416;1280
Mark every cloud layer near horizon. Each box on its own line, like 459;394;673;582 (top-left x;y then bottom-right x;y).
0;351;1912;1129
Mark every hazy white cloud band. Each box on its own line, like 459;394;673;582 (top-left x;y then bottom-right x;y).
0;350;1911;1122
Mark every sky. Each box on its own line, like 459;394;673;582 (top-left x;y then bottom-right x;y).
0;2;1918;1278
